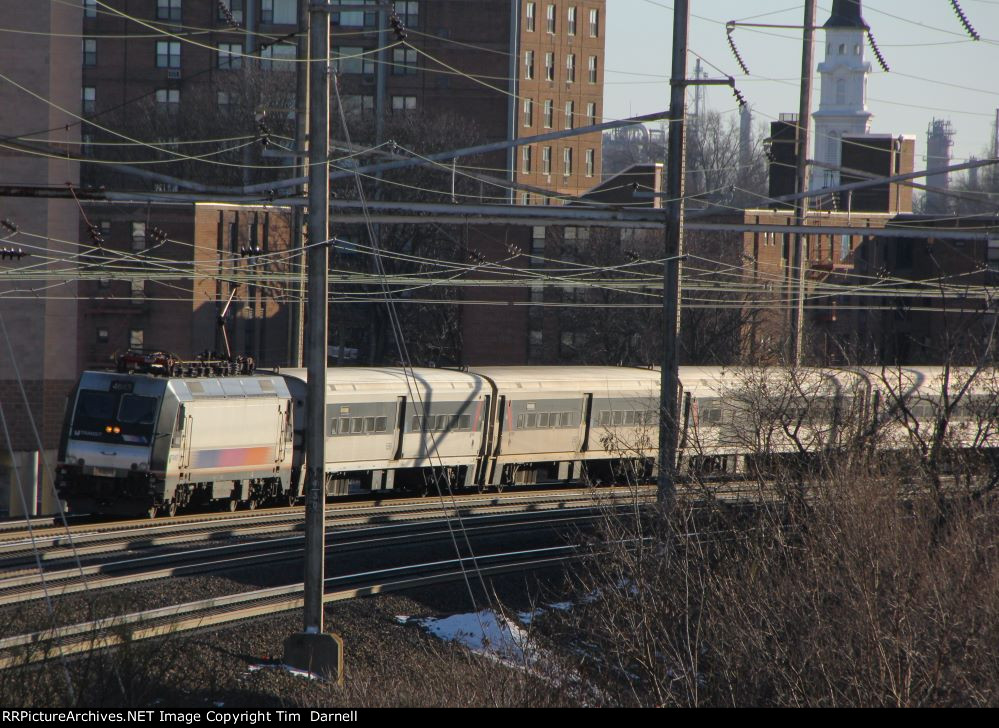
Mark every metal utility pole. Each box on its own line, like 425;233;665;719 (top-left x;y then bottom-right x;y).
789;0;816;366
657;0;689;509
284;0;342;682
291;0;310;367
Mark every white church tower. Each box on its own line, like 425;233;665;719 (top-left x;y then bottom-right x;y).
812;0;872;189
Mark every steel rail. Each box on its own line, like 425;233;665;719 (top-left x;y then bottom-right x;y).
0;486;649;548
0;546;582;669
0;503;621;606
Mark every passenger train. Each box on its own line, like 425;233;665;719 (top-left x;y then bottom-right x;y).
54;360;999;517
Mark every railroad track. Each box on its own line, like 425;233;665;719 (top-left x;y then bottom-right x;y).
0;487;655;608
0;543;580;670
0;486;661;566
0;479;783;669
0;477;766;549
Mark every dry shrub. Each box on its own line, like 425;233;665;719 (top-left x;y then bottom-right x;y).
556;468;999;707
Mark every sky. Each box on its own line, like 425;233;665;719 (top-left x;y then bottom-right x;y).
603;0;999;173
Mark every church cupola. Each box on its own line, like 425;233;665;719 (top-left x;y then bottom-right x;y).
811;0;873;188
824;0;869;30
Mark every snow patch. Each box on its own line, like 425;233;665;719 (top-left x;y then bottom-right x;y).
247;663;323;680
398;609;549;670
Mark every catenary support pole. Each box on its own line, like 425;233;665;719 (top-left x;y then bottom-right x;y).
657;0;689;509
790;0;816;365
291;0;310;368
284;0;343;682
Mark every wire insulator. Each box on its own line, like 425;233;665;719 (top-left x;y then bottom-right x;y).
87;223;104;246
950;0;980;41
866;30;890;72
217;1;240;29
389;12;408;41
731;82;748;110
726;23;750;75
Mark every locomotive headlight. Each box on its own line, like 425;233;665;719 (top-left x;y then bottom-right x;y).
113;426;121;434
105;426;113;434
137;462;148;472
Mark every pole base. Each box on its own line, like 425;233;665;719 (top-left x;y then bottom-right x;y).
283;632;344;683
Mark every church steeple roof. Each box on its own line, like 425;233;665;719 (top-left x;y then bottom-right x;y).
823;0;869;30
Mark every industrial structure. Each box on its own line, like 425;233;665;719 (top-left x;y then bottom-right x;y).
925;118;955;214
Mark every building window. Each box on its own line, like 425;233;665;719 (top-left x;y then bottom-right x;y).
521;192;531;205
261;43;295;71
589;8;599;37
542;146;551;175
545;52;554;81
218;43;242;69
156;41;180;68
563;147;572;176
391;95;417;112
827;135;839;162
96;327;109;344
835;78;846;105
523;98;533;127
392;47;418;74
131;222;146;251
525;49;534;80
565;100;574;129
335;47;374;74
155;88;179;112
130;279;145;304
82;39;96;67
341;95;375;117
83;0;97;18
546;4;555;33
217;91;231;108
218;0;243;24
543;99;553;128
332;0;365;26
585;148;594;177
588;55;598;83
261;0;296;24
396;1;418;26
156;0;181;21
566;54;575;83
82;86;96;114
526;2;535;31
567;6;577;35
129;329;144;348
587;101;597;125
522;145;532;173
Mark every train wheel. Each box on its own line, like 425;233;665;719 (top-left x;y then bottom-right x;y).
146;505;158;519
247;499;258;511
165;501;178;518
287;494;298;507
227;498;238;512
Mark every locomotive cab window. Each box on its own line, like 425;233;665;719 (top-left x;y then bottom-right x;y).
118;394;157;425
70;390;159;445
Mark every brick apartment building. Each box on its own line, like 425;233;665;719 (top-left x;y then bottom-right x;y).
0;2;82;515
76;202;298;373
850;215;999;364
79;0;605;201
